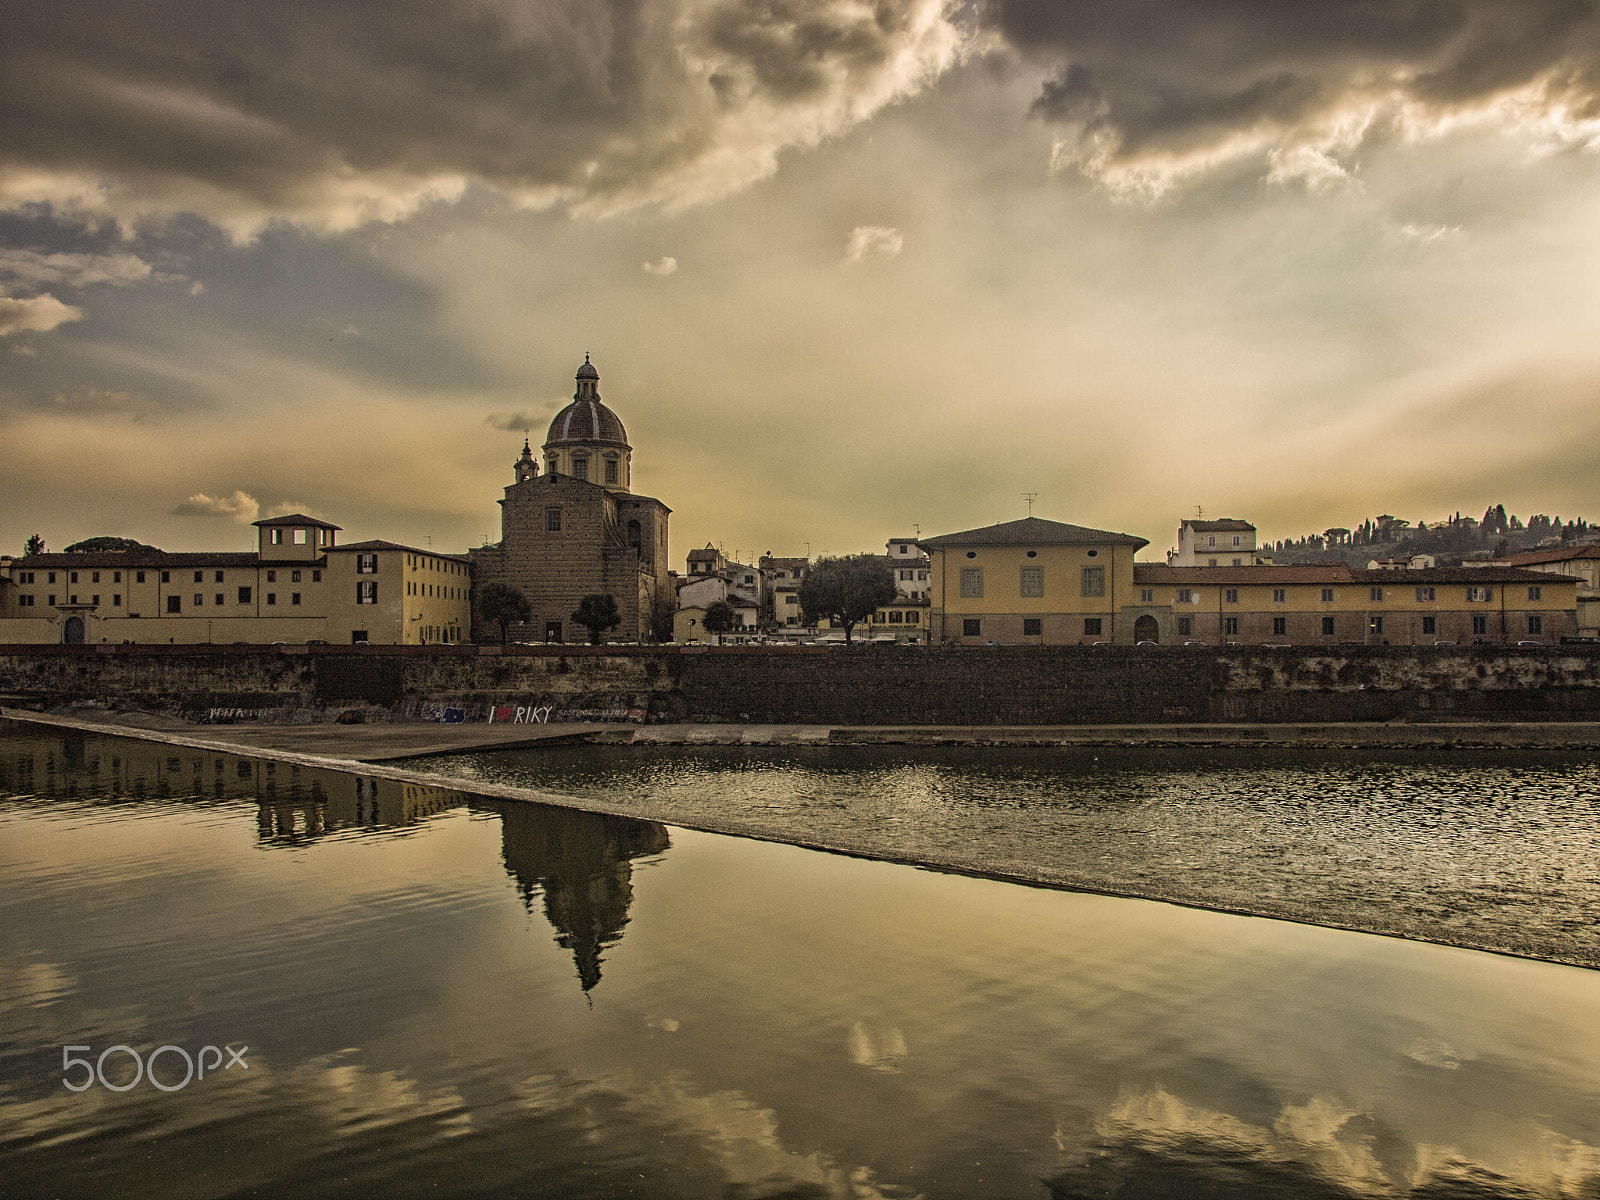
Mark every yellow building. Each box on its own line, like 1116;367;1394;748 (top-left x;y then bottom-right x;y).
919;517;1148;644
920;516;1579;646
0;516;470;645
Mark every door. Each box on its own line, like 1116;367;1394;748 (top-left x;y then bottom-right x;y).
62;616;85;644
1133;615;1159;644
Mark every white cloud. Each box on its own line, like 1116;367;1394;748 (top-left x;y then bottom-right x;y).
845;225;904;262
11;343;37;356
642;256;678;275
0;293;83;336
171;489;261;522
0;248;153;288
189;280;204;296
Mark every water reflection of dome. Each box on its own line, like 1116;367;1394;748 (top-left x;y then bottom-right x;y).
498;802;670;992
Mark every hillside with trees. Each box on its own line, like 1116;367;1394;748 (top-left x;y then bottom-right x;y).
1268;507;1595;567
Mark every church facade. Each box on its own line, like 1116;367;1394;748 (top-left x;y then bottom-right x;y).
470;358;673;643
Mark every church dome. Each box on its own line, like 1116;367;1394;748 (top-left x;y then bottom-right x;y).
545;356;629;449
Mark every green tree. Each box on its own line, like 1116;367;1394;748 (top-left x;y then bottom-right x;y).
477;581;531;645
23;534;45;556
702;599;737;641
798;553;897;645
572;593;621;645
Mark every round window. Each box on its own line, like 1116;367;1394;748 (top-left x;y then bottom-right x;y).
966;551;977;559
1026;550;1038;558
1087;549;1099;557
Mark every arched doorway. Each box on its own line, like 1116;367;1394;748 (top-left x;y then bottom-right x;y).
1133;615;1159;644
62;616;85;644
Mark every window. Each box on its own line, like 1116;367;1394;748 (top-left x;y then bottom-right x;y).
292;570;302;583
1370;587;1384;602
572;456;588;481
546;508;562;532
92;571;100;583
1321;589;1335;602
960;568;983;598
161;571;170;583
18;595;33;607
545;621;563;643
238;587;252;604
47;594;55;605
1232;558;1242;566
68;594;77;604
357;554;378;574
918;571;927;581
292;593;301;605
193;571;203;583
1021;567;1044;597
48;572;56;584
1370;616;1384;636
888;610;903;623
1416;587;1435;602
19;572;32;584
1321;616;1335;636
1232;535;1241;547
293;529;307;544
1177;617;1193;635
1208;558;1217;567
1527;614;1544;634
312;570;321;582
1468;586;1492;602
1140;588;1154;603
356;582;377;605
1422;616;1436;635
963;618;981;637
1207;536;1216;547
136;571;145;583
214;593;224;606
271;529;283;545
91;595;100;606
1081;567;1104;597
1177;588;1192;603
193;593;203;606
1224;617;1240;635
215;571;224;583
785;595;797;605
1272;616;1287;636
352;630;368;644
113;571;121;583
1225;588;1238;603
1472;614;1488;636
1023;618;1043;636
1528;586;1542;601
872;611;885;623
1273;588;1286;603
906;611;919;624
604;458;618;484
1083;618;1102;636
167;596;180;613
266;593;276;605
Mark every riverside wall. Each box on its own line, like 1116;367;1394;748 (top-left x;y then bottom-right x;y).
2;643;1600;725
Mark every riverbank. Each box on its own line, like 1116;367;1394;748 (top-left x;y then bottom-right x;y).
5;707;1598;972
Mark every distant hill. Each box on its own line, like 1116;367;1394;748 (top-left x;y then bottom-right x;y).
61;536;164;554
1269;507;1595;567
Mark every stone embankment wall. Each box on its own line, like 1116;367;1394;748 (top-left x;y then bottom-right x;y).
1;643;1598;725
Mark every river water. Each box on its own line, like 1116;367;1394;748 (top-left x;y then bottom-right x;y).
3;723;1599;1198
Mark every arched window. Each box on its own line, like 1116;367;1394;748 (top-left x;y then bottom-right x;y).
628;520;642;551
604;456;619;484
572;455;589;481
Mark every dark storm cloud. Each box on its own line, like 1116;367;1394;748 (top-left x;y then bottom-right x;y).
989;0;1600;189
0;0;962;231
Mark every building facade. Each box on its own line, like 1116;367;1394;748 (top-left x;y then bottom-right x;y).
469;358;673;643
1169;518;1260;566
0;516;470;645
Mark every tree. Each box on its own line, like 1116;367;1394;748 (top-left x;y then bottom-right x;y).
23;534;44;556
477;581;531;644
798;553;896;645
571;593;621;645
702;599;737;641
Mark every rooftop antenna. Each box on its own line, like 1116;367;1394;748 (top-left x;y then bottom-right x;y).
1022;492;1037;516
1195;505;1205;519
426;535;433;551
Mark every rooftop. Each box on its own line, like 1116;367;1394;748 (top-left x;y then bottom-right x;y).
919;516;1148;550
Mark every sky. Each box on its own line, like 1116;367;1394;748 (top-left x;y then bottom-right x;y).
3;0;1600;566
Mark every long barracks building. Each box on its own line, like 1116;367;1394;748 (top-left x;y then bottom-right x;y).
920;517;1579;646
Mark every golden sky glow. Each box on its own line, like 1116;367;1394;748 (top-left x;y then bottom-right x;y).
3;1;1599;564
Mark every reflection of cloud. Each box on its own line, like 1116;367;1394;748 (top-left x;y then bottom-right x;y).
1051;1085;1600;1199
171;489;261;522
1402;1037;1467;1069
0;292;82;336
304;1050;471;1139
845;225;904;262
849;1022;908;1072
642;256;678;276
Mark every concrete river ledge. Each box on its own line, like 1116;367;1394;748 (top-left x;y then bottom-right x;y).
6;707;1599;972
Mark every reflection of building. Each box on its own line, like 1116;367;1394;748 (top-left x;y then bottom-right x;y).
498;801;670;992
470;358;674;644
